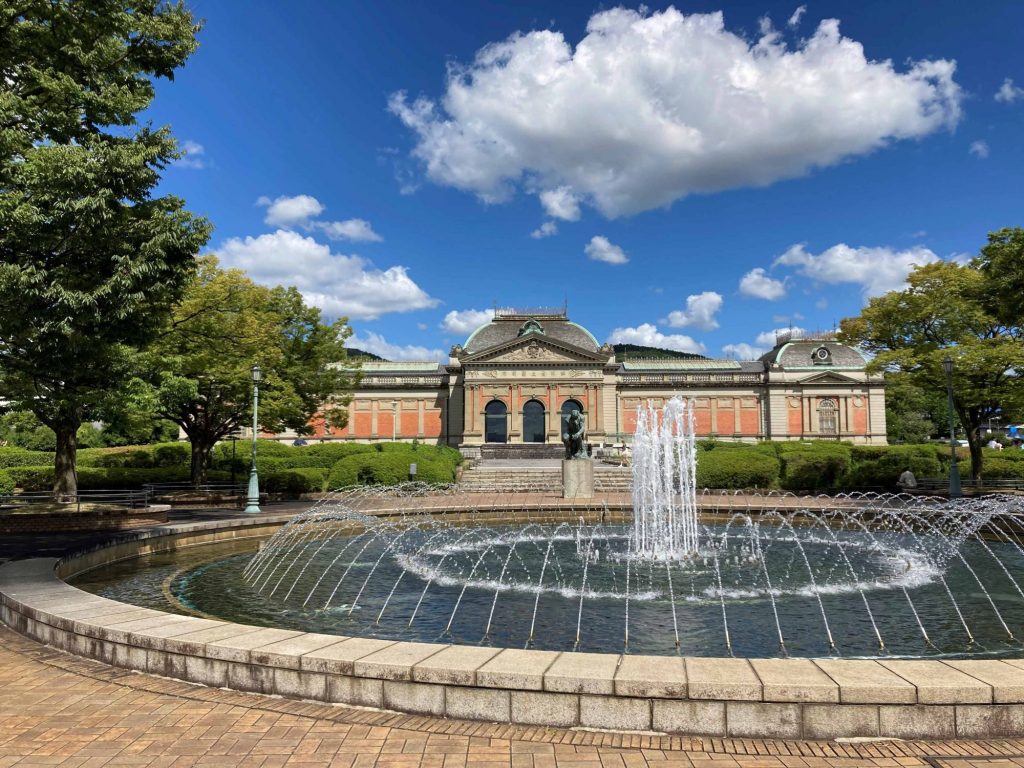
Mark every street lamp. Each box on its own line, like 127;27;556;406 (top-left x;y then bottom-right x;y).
943;355;962;498
244;364;263;513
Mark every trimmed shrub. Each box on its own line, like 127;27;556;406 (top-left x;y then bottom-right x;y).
0;447;52;468
846;445;942;489
300;442;375;463
152;442;191;466
696;448;779;489
327;451;457;488
980;459;1024;480
262;468;329;494
777;442;852;491
0;469;14;495
7;465;54;491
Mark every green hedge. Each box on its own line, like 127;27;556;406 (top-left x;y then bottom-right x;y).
327;450;458;488
262;468;329;494
77;442;191;468
976;458;1024;480
695;448;779;489
776;442;852;491
0;447;53;468
846;445;942;489
0;469;14;495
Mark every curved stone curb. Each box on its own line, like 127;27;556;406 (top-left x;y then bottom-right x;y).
4;515;1024;740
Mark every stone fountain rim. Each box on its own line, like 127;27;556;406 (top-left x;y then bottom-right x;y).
3;509;1024;740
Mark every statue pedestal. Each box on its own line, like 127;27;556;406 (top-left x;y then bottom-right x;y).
562;459;594;499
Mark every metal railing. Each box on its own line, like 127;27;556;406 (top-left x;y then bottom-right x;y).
0;489;151;513
142;481;248;501
914;477;1024;493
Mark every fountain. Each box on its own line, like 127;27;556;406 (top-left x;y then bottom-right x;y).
69;398;1024;659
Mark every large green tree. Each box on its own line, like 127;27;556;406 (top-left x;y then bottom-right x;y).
840;241;1024;481
140;257;359;485
0;1;210;496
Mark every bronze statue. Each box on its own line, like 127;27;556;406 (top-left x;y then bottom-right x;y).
562;410;587;459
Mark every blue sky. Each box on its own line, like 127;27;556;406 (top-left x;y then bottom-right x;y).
152;1;1024;361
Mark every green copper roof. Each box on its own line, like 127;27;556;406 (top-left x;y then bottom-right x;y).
621;359;742;371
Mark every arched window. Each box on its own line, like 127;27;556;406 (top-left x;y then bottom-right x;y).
484;400;507;443
560;399;583;437
522;400;546;443
818;398;839;436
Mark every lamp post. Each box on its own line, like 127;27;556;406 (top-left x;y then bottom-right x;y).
244;364;263;513
943;355;962;498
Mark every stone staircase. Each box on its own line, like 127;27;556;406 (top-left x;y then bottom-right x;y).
478;444;566;460
458;463;632;494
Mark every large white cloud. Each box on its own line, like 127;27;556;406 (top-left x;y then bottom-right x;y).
722;342;765;360
662;291;723;331
539;187;581;221
754;326;807;347
441;308;494;335
347;331;445;362
216;230;438;320
607;323;705;354
774;243;940;297
739;268;786;300
390;7;961;218
585;235;628;264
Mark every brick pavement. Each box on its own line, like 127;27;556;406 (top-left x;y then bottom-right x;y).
1;627;1024;767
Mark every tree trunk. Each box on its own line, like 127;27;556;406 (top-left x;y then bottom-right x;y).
967;428;984;484
190;439;214;487
53;422;79;500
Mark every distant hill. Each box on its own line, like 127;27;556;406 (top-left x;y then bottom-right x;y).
347;348;386;361
612;344;706;362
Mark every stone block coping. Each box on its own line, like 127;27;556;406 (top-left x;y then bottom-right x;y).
2;513;1024;740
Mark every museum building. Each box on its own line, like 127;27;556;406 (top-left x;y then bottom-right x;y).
299;307;886;452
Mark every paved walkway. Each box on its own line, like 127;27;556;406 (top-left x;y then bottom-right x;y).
1;626;1024;768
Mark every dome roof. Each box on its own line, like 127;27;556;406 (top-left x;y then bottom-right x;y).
760;338;867;368
463;313;600;354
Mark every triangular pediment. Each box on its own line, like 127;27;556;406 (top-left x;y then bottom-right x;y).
798;371;859;384
463;334;605;364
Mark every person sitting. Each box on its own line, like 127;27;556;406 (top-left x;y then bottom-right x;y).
987;438;1003;450
897;467;918;491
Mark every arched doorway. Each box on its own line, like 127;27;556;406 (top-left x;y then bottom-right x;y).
818;398;839;436
522;400;546;443
560;399;583;437
485;400;508;443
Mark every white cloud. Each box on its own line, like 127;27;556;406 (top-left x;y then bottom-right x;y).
995;78;1024;104
258;194;325;227
754;326;807;347
774;243;940;297
416;322;428;331
969;140;989;159
606;323;705;354
175;140;206;169
348;331;445;362
216;229;438;320
441;308;494;335
815;297;828;309
314;219;384;242
539;187;581;221
772;312;804;323
531;221;558;238
585;235;628;264
722;342;766;360
739;267;787;300
390;7;961;218
787;5;807;27
256;195;383;241
662;291;723;331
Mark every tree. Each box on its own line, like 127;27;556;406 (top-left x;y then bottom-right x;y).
883;373;939;444
0;1;211;496
140;257;359;485
840;251;1024;481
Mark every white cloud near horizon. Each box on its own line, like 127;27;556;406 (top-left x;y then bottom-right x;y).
755;326;808;347
995;78;1024;104
722;325;808;360
216;229;438;320
662;291;723;331
722;342;765;360
585;235;628;264
347;330;445;362
257;194;383;242
774;243;940;297
739;267;787;300
607;323;705;354
441;308;495;335
390;7;961;218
